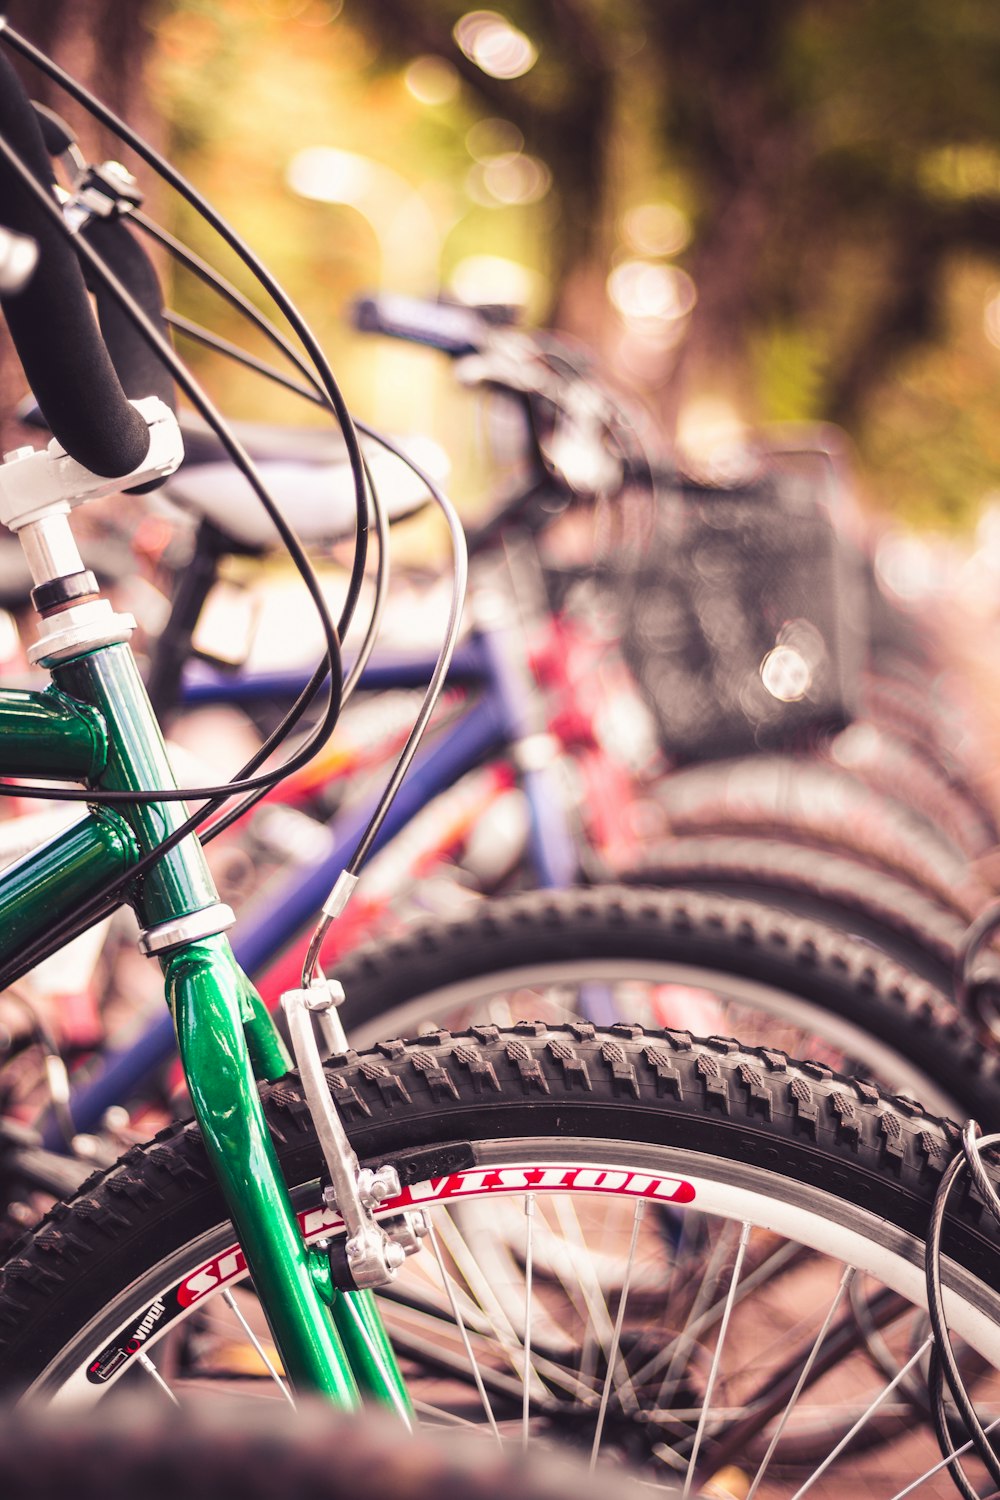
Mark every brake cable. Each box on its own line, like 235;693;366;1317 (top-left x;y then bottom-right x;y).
924;1122;1000;1496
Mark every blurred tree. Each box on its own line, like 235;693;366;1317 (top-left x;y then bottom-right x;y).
7;2;1000;528
346;0;1000;503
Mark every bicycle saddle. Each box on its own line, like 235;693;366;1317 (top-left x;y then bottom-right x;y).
160;433;446;554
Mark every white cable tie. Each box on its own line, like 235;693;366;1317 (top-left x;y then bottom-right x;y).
321;870;359;922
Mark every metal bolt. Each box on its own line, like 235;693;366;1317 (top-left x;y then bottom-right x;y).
102;160;137;190
304;980;346;1013
384;1241;406;1272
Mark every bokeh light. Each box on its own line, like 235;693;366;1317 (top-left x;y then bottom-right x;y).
466;152;551;206
760;644;812;702
984;286;1000;349
607;260;697;325
449;254;539;307
454;11;538;80
404;55;460;106
621;202;691;258
465;117;524;162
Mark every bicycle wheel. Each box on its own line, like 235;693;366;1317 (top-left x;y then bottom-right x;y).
2;1027;1000;1498
656;755;995;915
330;886;1000;1123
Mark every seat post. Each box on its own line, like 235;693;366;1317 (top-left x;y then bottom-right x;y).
145;517;227;718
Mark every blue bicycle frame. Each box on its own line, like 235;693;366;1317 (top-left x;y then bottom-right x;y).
44;607;602;1147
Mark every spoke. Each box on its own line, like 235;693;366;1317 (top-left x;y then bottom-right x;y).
452;1199;575;1354
221;1289;297;1407
432;1205;547;1397
633;1239;801;1394
682;1221;751;1500
551;1192;616;1390
744;1265;856;1500
656;1220;740;1411
136;1349;180;1406
522;1193;535;1451
426;1220;503;1447
382;1307;532;1405
384;1288;597;1405
787;1335;935;1500
412;1400;483;1430
888;1411;1000;1499
590;1199;645;1471
546;1191;652;1411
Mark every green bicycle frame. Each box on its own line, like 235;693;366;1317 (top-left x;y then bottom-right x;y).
0;637;409;1415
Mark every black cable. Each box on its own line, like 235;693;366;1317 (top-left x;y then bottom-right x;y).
165;311;322;403
198;453;391;847
132;210;326;402
0;405;459;989
928;1348;981;1500
0;131;345;807
129;211;368;642
149;308;470;875
0;22;475;994
0;80;353;980
0;18;372;731
924;1127;1000;1491
154;320;392;714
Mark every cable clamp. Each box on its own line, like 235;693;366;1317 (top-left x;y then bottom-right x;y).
321;870;359;922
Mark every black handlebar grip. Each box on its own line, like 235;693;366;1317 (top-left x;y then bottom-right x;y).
0;51;149;477
31;102;77;160
81;217;176;416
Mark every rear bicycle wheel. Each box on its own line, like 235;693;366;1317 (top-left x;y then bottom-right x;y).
1;1027;999;1498
655;755;995;916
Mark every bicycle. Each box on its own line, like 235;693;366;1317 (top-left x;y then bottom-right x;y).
3;22;1000;1500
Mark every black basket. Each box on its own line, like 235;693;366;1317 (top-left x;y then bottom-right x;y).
619;466;866;763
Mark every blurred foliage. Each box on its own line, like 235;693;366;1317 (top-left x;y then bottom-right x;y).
150;0;1000;531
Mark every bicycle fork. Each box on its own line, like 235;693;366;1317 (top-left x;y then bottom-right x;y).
0;410;414;1413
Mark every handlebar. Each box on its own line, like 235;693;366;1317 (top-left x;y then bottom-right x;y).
352;290;637;511
352;293;488;356
0;51;161;477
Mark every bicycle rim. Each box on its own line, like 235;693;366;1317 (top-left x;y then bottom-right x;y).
18;1136;1000;1497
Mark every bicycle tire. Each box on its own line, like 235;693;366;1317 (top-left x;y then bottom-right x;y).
860;669;995;843
623;834;1000;995
4;1395;656;1500
2;1026;1000;1496
822;720;997;861
329;886;1000;1123
655;755;996;914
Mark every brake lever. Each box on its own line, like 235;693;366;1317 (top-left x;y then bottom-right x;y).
455;339;624;498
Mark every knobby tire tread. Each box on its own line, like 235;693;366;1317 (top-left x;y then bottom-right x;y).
329;886;1000;1120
